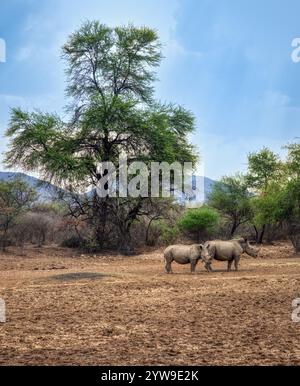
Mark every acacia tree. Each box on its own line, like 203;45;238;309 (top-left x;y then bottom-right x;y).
5;22;197;253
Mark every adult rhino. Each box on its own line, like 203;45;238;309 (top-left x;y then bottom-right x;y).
204;238;260;272
164;244;211;274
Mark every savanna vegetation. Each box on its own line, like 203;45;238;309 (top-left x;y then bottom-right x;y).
1;21;300;255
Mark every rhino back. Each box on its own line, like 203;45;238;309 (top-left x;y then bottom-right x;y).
206;240;243;261
164;245;192;264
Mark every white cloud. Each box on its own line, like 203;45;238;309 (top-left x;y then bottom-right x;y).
195;130;292;181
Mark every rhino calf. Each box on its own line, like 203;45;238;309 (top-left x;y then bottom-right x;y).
164;244;211;274
204;238;260;272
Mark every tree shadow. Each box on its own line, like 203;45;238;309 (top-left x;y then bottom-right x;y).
50;272;110;282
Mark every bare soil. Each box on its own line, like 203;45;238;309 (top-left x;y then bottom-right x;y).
1;242;300;365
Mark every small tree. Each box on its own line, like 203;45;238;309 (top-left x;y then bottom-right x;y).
177;207;219;243
208;174;252;237
248;143;300;251
250;183;285;242
246;147;281;243
0;178;37;251
247;147;281;190
278;144;300;252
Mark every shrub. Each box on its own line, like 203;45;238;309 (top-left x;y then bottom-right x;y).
61;235;84;249
177;206;220;242
147;220;179;246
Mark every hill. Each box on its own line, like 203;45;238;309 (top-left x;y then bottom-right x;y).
0;172;217;203
0;172;58;201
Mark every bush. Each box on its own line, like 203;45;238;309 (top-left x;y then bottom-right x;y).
13;209;64;248
61;235;84;249
177;206;220;242
147;220;179;246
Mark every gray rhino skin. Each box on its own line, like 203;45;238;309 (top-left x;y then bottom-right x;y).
204;238;260;272
164;244;211;274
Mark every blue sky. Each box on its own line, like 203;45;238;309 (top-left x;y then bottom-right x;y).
0;0;300;180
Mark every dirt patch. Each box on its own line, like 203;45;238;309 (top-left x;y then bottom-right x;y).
0;242;300;365
49;272;110;282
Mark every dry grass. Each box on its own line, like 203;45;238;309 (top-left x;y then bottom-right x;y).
1;242;300;365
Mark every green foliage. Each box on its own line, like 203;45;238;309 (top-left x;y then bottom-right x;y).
151;220;179;245
4;21;198;251
247;143;300;249
251;185;285;227
0;178;37;214
246;147;281;191
208;174;252;236
63;22;162;103
285;143;300;179
177;207;219;241
279;149;300;222
0;178;37;250
4;21;197;187
250;145;300;228
245;147;283;243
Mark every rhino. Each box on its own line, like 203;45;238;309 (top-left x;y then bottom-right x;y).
203;238;260;272
164;244;211;274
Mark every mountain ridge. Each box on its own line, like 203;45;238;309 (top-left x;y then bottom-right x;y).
0;172;217;202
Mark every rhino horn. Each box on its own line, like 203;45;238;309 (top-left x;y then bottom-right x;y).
246;240;260;257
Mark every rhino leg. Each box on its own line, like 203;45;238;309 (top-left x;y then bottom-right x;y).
165;261;173;274
164;251;174;274
227;259;234;272
164;256;173;274
205;262;213;272
190;259;198;274
234;255;241;271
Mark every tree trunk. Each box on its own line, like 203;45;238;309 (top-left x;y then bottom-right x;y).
93;197;108;249
146;217;156;246
290;234;300;253
118;227;134;255
285;219;300;253
253;224;266;244
253;225;259;243
230;220;238;237
258;224;266;245
2;225;9;252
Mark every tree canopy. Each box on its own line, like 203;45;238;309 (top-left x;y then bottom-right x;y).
4;21;198;253
177;207;219;243
208;174;252;237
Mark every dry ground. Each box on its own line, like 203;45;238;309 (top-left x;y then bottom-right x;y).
1;242;300;365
